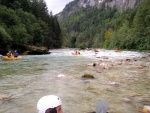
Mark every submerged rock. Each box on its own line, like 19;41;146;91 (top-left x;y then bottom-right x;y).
0;94;11;100
87;63;96;66
57;74;66;78
82;74;95;79
122;98;131;102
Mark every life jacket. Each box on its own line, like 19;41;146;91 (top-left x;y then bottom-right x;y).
14;52;18;57
7;53;12;57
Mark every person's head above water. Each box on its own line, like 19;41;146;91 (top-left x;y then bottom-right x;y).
37;95;63;113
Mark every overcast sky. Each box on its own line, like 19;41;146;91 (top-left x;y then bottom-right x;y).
44;0;74;15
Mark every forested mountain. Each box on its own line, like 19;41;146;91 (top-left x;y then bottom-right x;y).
59;0;150;50
0;0;62;54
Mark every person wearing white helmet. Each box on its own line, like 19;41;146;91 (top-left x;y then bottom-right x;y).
14;50;19;57
37;95;63;113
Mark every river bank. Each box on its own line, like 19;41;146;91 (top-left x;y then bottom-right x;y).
49;48;150;112
48;49;150;113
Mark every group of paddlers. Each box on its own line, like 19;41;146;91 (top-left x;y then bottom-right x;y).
7;50;19;58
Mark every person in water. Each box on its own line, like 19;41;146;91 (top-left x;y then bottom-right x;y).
13;50;19;57
7;51;12;57
37;95;63;113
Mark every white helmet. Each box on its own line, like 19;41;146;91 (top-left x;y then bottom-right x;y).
37;95;62;113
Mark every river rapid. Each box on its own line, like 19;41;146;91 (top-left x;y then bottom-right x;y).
0;49;149;113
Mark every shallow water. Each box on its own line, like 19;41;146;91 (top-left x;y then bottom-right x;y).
0;49;149;113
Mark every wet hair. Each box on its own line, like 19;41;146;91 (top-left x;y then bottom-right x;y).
45;108;57;113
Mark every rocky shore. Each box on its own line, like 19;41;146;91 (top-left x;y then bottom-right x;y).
83;49;150;112
0;45;50;55
23;45;50;55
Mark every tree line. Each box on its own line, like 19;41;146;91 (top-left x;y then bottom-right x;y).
59;0;150;51
0;0;62;54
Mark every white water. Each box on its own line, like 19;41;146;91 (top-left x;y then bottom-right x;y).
50;49;148;59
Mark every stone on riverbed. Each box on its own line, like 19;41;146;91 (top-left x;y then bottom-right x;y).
82;74;95;79
0;94;11;100
122;98;131;102
87;63;96;66
57;74;66;78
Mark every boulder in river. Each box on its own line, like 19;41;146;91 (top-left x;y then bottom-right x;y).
82;74;95;79
24;45;50;55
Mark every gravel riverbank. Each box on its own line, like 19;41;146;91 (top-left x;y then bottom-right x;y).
81;49;150;113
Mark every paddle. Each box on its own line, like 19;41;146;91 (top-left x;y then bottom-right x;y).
96;101;109;113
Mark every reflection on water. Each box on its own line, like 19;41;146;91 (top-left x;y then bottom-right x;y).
0;50;149;113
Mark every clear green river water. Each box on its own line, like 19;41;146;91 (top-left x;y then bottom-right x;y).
0;49;149;113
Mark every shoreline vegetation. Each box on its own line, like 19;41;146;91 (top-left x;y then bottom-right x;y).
0;1;61;55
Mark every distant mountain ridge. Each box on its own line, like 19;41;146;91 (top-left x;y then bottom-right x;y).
57;0;141;19
57;0;150;50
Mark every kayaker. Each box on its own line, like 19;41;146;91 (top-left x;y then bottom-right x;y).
7;51;12;58
143;106;150;113
14;50;19;57
37;95;63;113
75;50;78;54
74;50;80;55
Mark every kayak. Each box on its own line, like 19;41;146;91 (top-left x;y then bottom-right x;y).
72;53;82;56
2;56;22;60
115;50;122;52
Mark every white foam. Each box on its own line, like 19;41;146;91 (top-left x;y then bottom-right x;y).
49;49;148;60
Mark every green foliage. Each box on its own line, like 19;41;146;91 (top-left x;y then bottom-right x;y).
68;36;76;48
0;0;62;52
61;28;68;47
0;26;12;48
103;28;113;48
93;33;103;48
10;25;29;45
59;0;150;50
132;0;150;50
78;42;86;49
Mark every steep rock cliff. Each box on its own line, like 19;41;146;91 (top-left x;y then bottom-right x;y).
57;0;140;19
78;0;140;9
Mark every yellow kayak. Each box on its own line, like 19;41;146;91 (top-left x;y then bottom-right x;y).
2;56;22;60
72;53;82;56
115;50;122;52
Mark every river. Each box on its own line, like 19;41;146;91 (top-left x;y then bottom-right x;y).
0;49;149;113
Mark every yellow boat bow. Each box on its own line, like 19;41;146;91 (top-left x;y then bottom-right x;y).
2;56;22;60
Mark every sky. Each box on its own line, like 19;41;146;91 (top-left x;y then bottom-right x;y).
44;0;74;15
